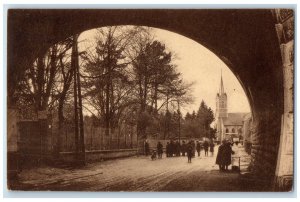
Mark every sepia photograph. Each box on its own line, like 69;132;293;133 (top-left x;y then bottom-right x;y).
6;8;294;193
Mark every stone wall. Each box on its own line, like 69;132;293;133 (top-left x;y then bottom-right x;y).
246;10;294;191
273;9;294;191
59;149;137;163
250;112;281;183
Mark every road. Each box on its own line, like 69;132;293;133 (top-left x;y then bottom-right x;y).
11;146;269;191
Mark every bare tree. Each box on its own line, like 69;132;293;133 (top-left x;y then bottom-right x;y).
16;38;73;119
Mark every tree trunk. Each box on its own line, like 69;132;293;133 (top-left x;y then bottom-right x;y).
72;34;79;155
76;44;85;162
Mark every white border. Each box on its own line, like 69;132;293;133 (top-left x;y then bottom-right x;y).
1;0;299;200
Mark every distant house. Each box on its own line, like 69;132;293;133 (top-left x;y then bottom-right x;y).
215;74;249;142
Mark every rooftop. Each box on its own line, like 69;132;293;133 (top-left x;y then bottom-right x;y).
223;113;248;126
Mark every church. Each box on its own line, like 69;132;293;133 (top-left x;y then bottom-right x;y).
215;74;248;142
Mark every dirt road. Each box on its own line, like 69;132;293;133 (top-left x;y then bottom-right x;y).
11;146;270;191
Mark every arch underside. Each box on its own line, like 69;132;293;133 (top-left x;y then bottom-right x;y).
7;9;284;183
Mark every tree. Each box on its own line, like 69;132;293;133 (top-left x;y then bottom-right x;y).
16;38;73;119
81;26;142;140
185;112;192;121
133;41;172;138
182;100;215;139
197;100;215;138
132;40;194;139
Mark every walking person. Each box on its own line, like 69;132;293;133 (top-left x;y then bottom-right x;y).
187;141;193;163
157;141;163;159
196;141;201;157
203;140;209;156
209;141;215;156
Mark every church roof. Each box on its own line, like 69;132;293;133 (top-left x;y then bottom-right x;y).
223;113;248;126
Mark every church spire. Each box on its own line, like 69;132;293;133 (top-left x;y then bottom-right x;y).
219;70;225;94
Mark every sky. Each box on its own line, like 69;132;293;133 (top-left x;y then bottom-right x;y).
78;26;251;116
152;28;250;115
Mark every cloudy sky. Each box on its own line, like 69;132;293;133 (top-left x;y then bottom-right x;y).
79;26;251;116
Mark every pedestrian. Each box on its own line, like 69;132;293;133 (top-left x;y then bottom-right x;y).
196;141;201;157
216;139;226;171
187;141;193;163
203;140;209;156
145;140;150;156
209;141;215;156
223;141;235;170
157;141;163;159
181;141;186;156
166;142;170;157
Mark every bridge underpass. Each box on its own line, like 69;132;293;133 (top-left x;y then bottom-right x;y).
7;9;294;191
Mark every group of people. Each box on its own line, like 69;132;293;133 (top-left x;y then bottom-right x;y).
165;140;181;157
144;139;215;163
145;138;239;172
186;140;215;163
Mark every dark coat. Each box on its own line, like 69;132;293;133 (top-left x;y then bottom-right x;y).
223;143;234;165
216;144;225;165
157;142;163;154
216;143;234;166
203;141;209;151
187;143;193;157
196;142;201;152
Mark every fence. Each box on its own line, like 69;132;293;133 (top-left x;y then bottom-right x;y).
55;122;138;152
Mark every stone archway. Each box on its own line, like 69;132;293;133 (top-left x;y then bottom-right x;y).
7;9;294;190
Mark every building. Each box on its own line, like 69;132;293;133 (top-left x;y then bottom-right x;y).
215;74;249;142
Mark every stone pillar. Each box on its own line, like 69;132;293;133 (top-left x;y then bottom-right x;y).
273;9;294;191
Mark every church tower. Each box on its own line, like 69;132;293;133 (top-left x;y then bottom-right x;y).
216;73;228;119
216;72;228;141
